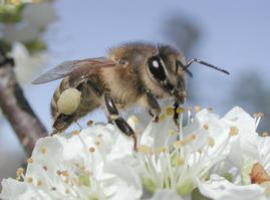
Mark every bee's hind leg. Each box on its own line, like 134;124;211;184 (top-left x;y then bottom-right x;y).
104;93;137;151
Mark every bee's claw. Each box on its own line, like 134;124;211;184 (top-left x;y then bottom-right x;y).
154;115;159;122
51;129;58;135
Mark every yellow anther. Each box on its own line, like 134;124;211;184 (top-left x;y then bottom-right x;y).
229;126;239;136
137;145;153;154
89;147;95;153
168;128;175;136
159;114;166;122
207;137;215;147
203;124;209;130
56;170;62;176
129;115;140;124
37;180;43;187
262;132;269;137
65;189;70;194
176;107;185;114
175;157;185;166
166;107;174;116
16;168;24;180
155;147;168;154
72;130;80;136
186;134;196;142
40;147;47;154
26;177;33;183
197;149;202;154
43;166;48;171
95;140;101;146
86;120;94;126
194;106;201;113
27;157;33;164
174;140;185;148
61;170;69;177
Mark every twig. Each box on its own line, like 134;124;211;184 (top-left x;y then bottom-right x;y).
0;48;48;156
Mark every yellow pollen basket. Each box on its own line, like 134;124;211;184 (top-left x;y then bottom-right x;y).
57;88;81;115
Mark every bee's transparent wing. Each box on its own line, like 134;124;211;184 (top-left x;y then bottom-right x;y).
32;57;116;84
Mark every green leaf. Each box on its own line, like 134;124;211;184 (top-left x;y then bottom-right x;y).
23;39;46;54
0;40;12;52
0;5;24;23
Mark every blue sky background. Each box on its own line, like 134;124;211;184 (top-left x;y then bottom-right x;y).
1;0;270;178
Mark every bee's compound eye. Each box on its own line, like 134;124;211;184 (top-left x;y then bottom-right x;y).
147;56;166;81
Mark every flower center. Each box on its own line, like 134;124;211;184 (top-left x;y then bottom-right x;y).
137;106;236;197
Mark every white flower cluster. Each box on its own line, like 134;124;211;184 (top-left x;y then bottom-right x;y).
11;42;47;85
1;106;270;200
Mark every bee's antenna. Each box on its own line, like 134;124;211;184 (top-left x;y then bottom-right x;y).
176;60;193;77
185;58;230;75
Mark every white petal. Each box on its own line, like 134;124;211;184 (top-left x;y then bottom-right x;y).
140;115;177;148
0;178;48;200
103;161;142;200
148;189;183;200
198;175;267;200
224;107;259;167
258;137;270;172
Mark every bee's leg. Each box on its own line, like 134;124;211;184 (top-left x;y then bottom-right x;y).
146;91;161;122
52;113;76;134
173;101;180;128
75;120;83;130
104;93;137;151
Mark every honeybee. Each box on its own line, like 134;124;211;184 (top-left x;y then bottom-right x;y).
33;42;229;150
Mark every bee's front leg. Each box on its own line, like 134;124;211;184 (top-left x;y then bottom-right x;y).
146;91;161;122
104;93;137;151
173;101;180;128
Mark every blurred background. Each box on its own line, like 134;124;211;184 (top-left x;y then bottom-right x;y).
1;0;270;183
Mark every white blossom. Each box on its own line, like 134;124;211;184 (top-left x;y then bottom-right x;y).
0;125;142;200
10;42;47;84
2;106;269;200
197;107;270;200
133;107;239;198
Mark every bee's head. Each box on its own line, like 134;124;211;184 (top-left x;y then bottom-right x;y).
146;45;230;104
146;45;187;103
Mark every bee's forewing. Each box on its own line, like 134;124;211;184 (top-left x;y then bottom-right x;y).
32;57;116;84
